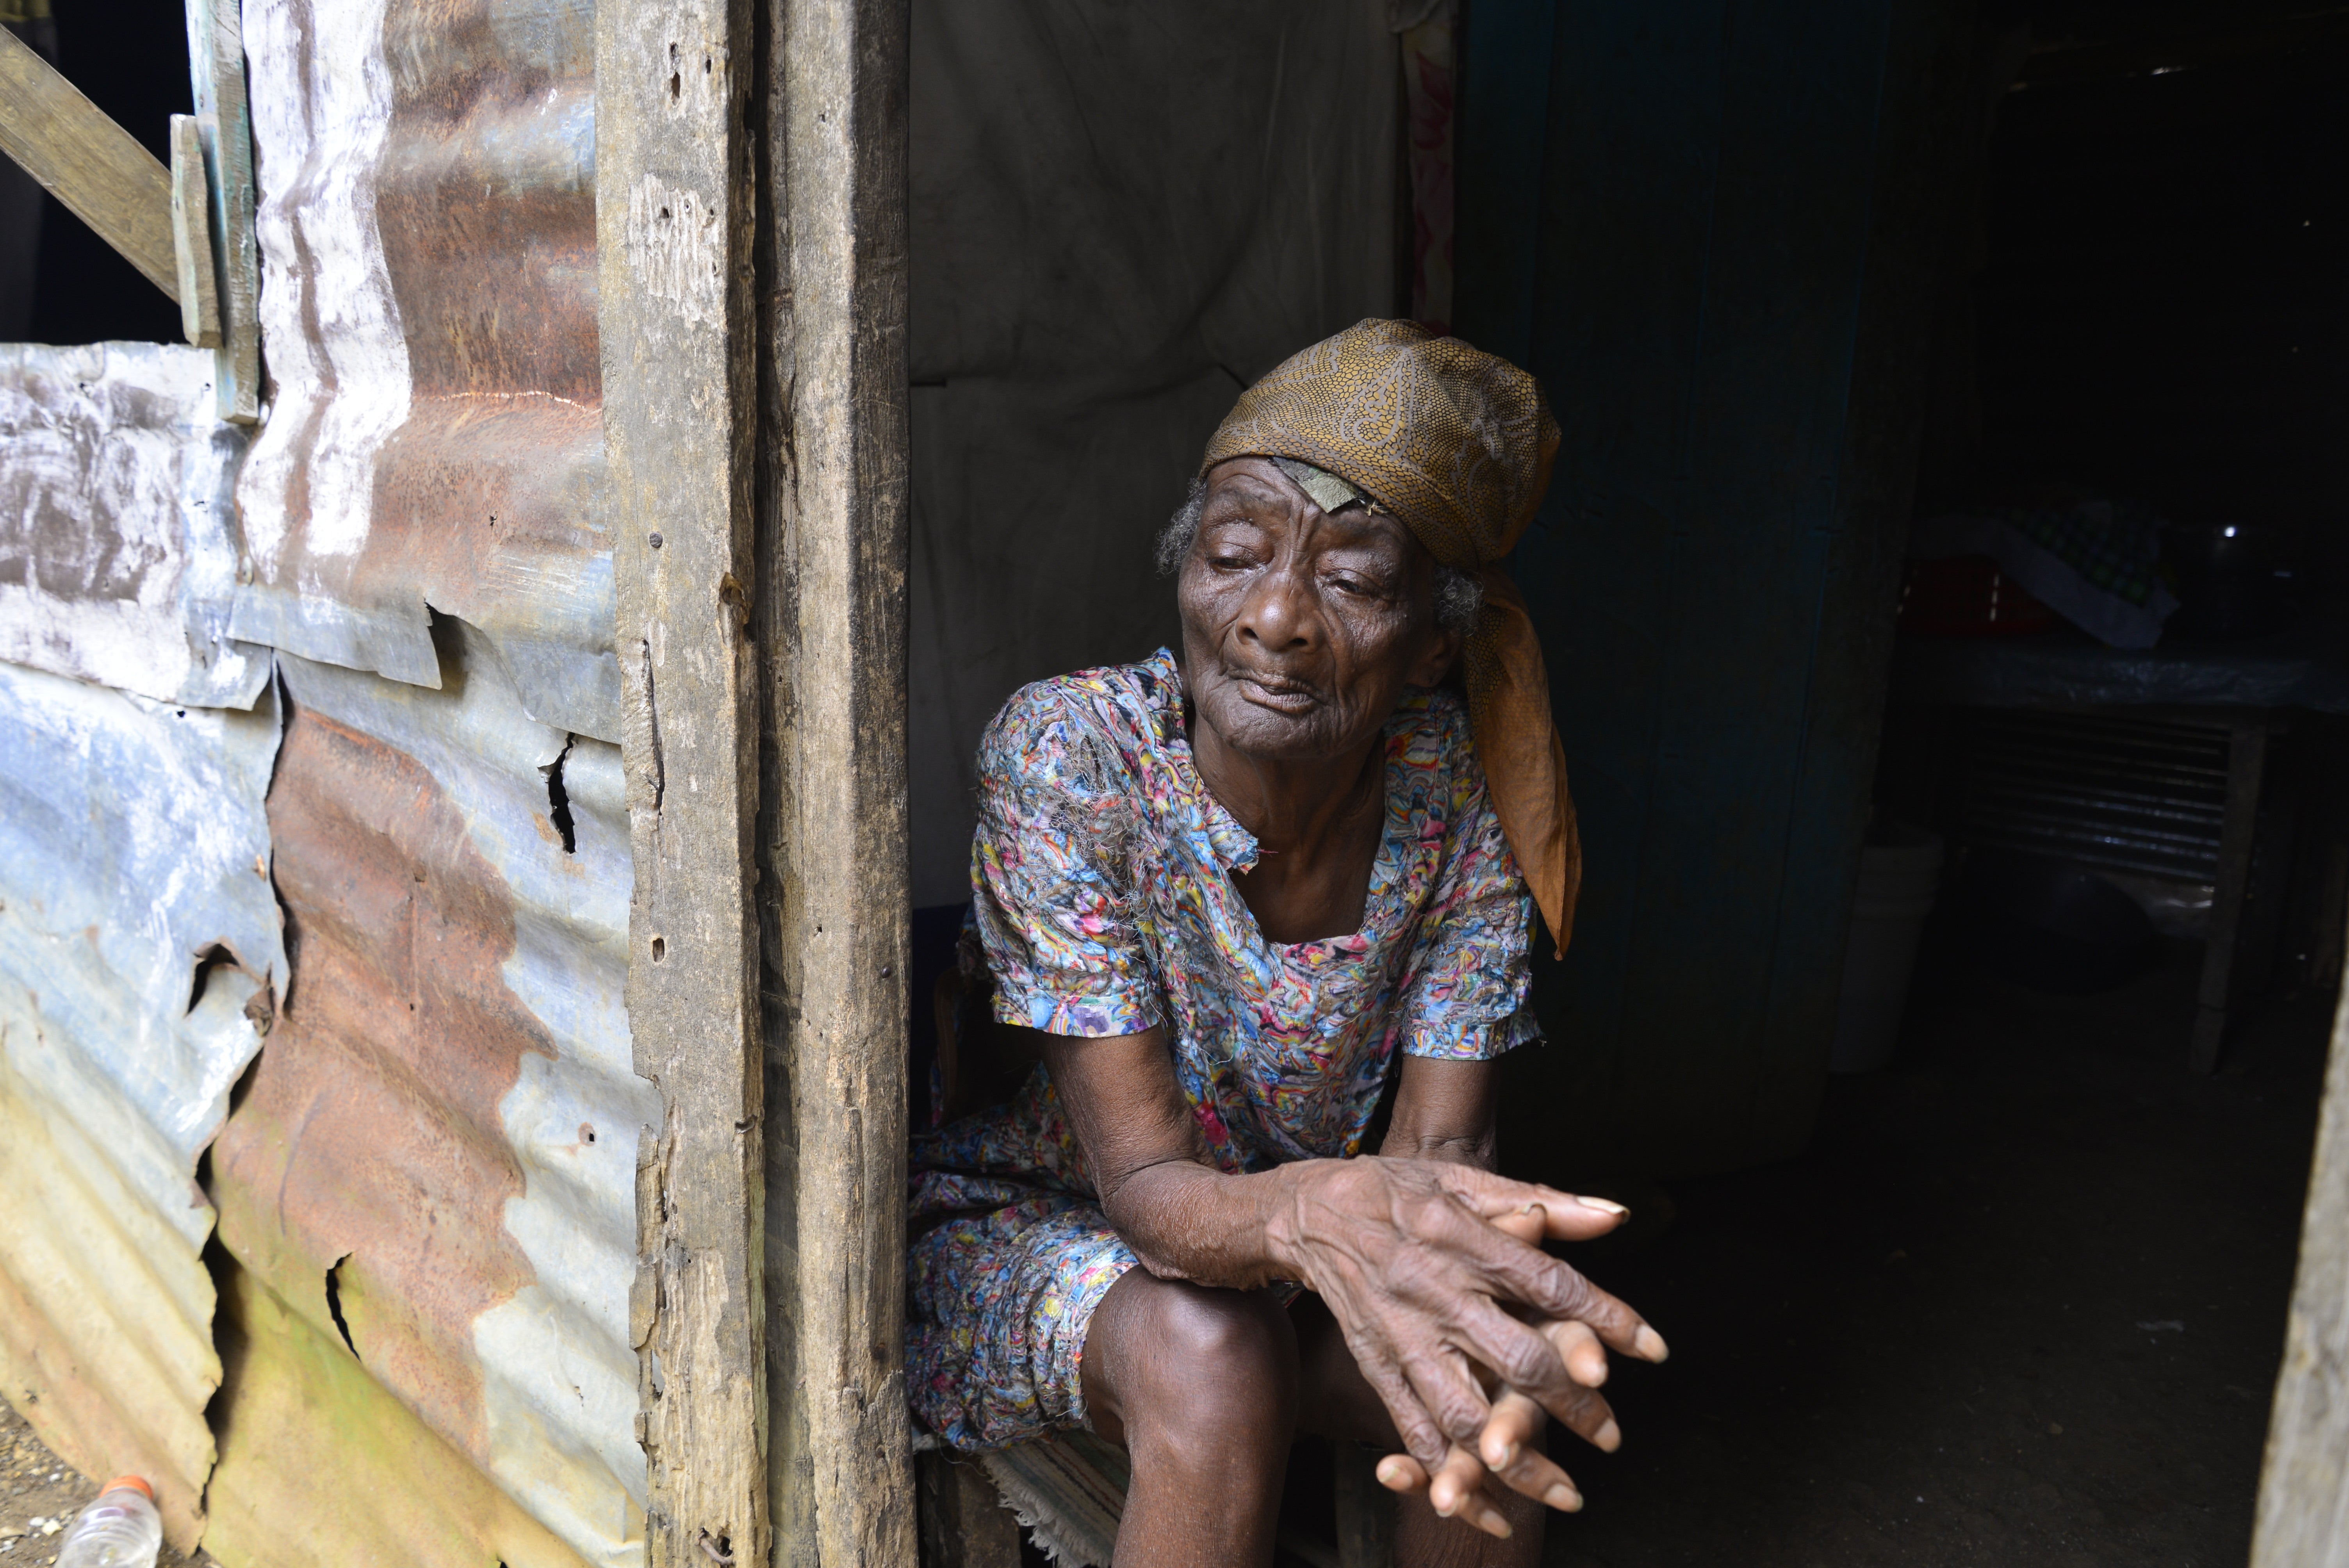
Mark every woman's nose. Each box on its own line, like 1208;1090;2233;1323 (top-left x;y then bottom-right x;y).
1236;561;1317;652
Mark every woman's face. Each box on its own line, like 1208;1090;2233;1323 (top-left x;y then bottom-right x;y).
1178;457;1459;764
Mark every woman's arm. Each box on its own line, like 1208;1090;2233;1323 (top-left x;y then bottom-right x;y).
1029;1025;1664;1481
1381;1054;1501;1170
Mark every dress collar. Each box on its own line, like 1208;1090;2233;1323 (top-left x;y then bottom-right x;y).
1141;648;1427;954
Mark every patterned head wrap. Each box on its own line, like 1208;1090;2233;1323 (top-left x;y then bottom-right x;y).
1201;318;1581;955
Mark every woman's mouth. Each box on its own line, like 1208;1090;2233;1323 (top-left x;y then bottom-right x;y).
1234;672;1322;714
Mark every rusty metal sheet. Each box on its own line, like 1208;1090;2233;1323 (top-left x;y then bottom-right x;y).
204;1260;591;1568
0;342;268;710
211;620;651;1568
230;0;617;743
0;657;284;1552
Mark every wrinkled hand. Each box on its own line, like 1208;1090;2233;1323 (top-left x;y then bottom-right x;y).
1364;1200;1661;1538
1265;1157;1666;1522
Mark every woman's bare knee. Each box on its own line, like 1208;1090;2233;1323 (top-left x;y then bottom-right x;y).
1084;1271;1298;1459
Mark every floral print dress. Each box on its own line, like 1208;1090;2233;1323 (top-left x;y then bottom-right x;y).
907;648;1539;1451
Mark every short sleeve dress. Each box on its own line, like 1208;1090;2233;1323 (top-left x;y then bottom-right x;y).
906;648;1540;1451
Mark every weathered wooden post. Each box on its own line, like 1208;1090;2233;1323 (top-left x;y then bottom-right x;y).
599;0;771;1563
601;0;913;1560
2252;964;2349;1566
758;0;919;1558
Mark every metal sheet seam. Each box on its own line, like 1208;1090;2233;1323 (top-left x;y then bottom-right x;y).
221;624;651;1568
232;0;428;687
228;0;623;747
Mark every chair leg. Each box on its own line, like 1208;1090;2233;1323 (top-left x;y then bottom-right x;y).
2194;719;2269;1075
918;1449;1025;1568
1334;1441;1396;1568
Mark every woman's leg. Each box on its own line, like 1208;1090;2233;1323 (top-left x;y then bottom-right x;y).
1292;1294;1546;1568
1079;1268;1300;1568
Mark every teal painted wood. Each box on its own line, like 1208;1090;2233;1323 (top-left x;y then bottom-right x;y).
1458;0;1962;1176
1454;0;1553;366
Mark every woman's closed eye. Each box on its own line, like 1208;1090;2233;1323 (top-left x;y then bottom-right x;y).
1199;519;1274;572
1321;559;1404;602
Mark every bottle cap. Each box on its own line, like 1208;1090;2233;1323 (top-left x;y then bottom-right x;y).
101;1476;153;1501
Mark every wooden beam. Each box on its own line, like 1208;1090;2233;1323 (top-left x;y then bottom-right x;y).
0;25;176;302
167;116;221;349
596;2;769;1566
757;0;916;1557
184;0;261;424
2251;966;2349;1565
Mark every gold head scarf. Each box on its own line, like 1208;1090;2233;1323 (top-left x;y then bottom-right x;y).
1201;318;1581;955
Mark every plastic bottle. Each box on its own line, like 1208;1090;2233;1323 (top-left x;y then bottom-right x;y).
54;1477;161;1568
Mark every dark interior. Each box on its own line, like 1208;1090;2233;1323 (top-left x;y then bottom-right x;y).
1529;4;2349;1563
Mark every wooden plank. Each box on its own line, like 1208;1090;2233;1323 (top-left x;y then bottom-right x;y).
168;116;221;348
756;0;916;1556
2250;960;2349;1566
595;3;768;1567
184;0;261;424
0;24;176;301
2192;718;2269;1074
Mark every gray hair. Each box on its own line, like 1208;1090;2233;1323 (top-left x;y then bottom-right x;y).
1155;478;1484;634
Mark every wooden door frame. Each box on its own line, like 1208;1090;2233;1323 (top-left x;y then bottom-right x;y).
600;0;914;1561
2252;968;2349;1564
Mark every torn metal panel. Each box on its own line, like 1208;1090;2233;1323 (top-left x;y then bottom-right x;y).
0;342;267;709
205;1260;592;1568
0;658;284;1550
232;0;617;743
211;622;652;1568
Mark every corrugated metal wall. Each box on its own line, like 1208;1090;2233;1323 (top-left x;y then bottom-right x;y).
0;648;282;1550
232;0;614;744
0;1;645;1564
0;342;264;707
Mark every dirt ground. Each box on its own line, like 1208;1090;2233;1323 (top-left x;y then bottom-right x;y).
0;1401;209;1566
1540;934;2330;1568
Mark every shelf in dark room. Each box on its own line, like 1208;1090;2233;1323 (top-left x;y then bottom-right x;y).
1886;620;2349;714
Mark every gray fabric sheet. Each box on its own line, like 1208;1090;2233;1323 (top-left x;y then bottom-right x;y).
908;0;1400;903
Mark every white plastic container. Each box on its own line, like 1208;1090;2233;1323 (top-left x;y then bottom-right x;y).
54;1477;161;1568
1829;823;1943;1074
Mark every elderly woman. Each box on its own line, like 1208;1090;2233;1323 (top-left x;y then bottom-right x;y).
907;321;1666;1566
